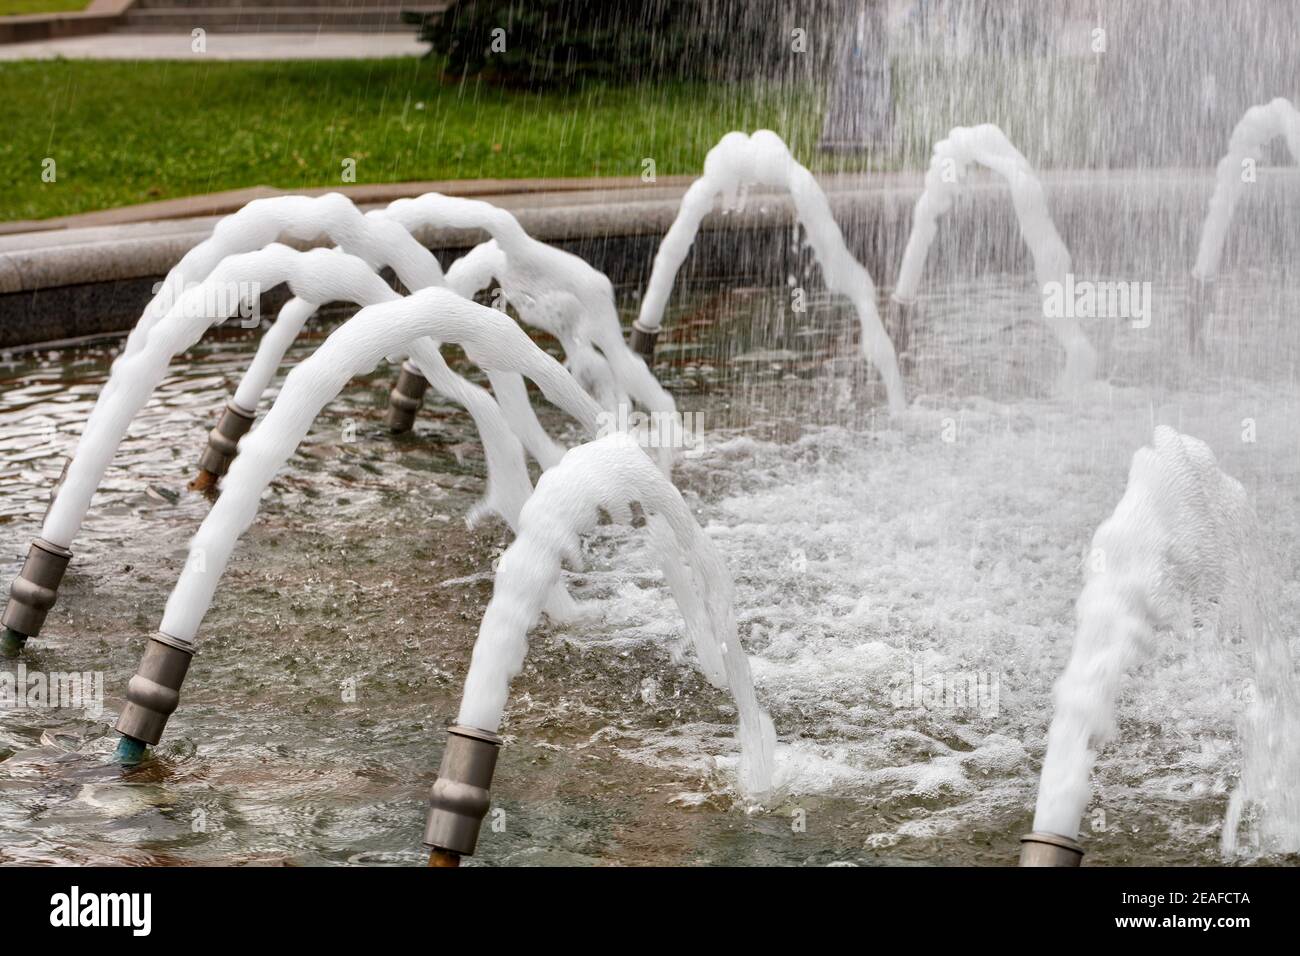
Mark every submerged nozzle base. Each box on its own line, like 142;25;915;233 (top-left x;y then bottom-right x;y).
422;725;502;858
2;538;73;644
1;627;26;656
114;633;194;746
192;399;256;491
629;322;659;365
1018;831;1084;867
385;361;429;434
114;734;148;765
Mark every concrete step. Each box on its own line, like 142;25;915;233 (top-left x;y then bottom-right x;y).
122;7;440;31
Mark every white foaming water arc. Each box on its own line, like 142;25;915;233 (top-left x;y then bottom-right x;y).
160;287;605;643
445;241;571;470
202;194;561;481
56;187;563;551
126;193;436;364
40;245;397;549
385;195;680;473
1032;426;1300;852
455;432;776;797
635;129;906;415
230;202;445;412
894;124;1096;390
1193;98;1300;282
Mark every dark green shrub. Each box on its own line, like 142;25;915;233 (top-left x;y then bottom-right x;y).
407;0;840;87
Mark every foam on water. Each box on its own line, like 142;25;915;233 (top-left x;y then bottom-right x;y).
1194;98;1300;282
636;129;906;415
456;432;776;797
159;287;603;643
893;124;1096;390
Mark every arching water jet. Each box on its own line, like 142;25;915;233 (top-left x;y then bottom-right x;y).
892;124;1096;391
381;195;680;473
187;194;568;490
1;245;398;651
115;288;605;754
634;129;906;415
425;432;776;863
192;196;446;488
1189;98;1300;350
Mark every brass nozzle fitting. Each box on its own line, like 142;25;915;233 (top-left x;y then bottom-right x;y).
2;538;73;641
1018;831;1084;867
629;322;659;365
115;633;195;746
193;399;256;490
423;725;502;858
385;361;429;434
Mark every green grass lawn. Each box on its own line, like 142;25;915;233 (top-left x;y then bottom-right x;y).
0;0;89;15
0;57;828;222
0;54;1095;223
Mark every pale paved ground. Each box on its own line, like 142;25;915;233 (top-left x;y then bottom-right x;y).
0;30;424;61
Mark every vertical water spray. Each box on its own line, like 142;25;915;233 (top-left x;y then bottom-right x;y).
116;289;604;754
892;124;1097;391
426;432;776;863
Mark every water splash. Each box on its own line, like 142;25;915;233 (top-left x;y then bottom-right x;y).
1193;97;1300;282
893;124;1096;390
1032;426;1300;854
635;129;906;415
159;287;603;642
456;432;776;797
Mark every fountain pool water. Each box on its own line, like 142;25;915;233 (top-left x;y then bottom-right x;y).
2;263;1296;864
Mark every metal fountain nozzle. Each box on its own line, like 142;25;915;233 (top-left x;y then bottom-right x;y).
423;725;502;865
2;538;74;650
629;321;659;365
115;632;195;747
385;361;429;434
191;399;256;493
1018;831;1084;867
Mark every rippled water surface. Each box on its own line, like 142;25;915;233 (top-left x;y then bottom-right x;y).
2;271;1298;865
